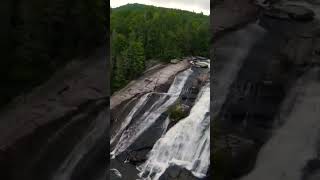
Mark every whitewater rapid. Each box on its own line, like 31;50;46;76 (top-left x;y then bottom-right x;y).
138;83;210;180
111;69;193;158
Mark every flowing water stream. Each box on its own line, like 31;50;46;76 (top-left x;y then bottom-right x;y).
241;69;320;180
110;60;211;179
238;2;320;179
111;69;193;158
52;109;107;180
138;83;210;180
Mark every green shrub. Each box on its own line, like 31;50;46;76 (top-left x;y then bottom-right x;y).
168;103;188;121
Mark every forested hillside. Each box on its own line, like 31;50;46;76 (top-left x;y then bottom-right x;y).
1;0;106;107
111;3;209;92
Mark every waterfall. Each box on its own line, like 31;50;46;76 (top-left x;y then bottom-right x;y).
111;69;193;158
212;22;266;118
138;83;210;180
110;93;150;145
241;69;320;180
52;110;107;180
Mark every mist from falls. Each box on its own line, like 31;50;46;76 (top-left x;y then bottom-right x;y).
138;83;210;180
111;69;193;158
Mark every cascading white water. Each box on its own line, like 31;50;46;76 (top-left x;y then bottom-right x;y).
111;93;150;145
138;83;210;180
111;69;193;158
212;23;266;118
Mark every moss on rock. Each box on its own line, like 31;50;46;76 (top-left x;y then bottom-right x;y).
168;103;189;122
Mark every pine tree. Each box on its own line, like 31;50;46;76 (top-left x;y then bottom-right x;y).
132;40;145;76
126;39;145;78
112;56;126;91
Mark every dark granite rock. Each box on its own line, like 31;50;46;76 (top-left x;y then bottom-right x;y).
159;164;198;180
213;133;258;178
227;135;258;177
212;1;320;179
211;0;259;40
279;4;315;21
0;50;108;180
110;168;122;179
264;4;315;21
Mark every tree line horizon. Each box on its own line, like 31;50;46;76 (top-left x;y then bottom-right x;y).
111;3;210;92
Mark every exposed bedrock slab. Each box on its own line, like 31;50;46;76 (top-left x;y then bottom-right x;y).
212;1;320;179
0;49;108;180
264;4;315;21
211;0;259;40
110;60;190;110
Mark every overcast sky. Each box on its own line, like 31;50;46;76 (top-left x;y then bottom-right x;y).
110;0;210;15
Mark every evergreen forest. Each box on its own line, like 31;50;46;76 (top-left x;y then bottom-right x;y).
111;3;209;92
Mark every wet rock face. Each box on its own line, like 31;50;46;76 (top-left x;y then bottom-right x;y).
214;132;258;178
110;168;122;179
110;61;191;142
110;60;190;110
264;4;315;21
211;0;259;40
212;0;320;179
110;61;210;179
303;159;320;180
4;100;108;180
227;135;258;177
0;51;108;180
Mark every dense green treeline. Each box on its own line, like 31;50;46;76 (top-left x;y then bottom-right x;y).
111;3;209;92
0;0;106;107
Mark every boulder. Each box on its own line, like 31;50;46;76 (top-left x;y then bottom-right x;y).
213;134;258;178
168;103;190;122
125;148;151;165
159;164;199;180
263;8;291;19
110;168;122;179
282;5;315;21
227;135;258;177
212;0;259;39
264;4;315;21
194;61;209;68
170;59;181;64
195;56;208;60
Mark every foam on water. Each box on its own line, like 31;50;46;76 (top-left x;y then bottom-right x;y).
138;83;210;180
111;93;150;145
110;69;193;158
